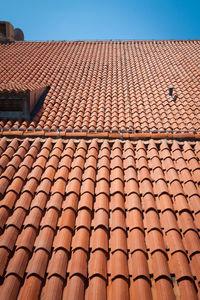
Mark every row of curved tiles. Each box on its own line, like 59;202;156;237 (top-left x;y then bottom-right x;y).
0;137;199;299
0;40;200;132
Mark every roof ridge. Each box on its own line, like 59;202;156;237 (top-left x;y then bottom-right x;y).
7;39;200;43
1;130;200;141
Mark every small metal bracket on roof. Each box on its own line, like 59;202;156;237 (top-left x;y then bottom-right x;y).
168;86;173;98
57;129;60;137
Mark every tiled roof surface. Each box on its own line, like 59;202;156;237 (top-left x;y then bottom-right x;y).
0;40;200;132
0;137;200;300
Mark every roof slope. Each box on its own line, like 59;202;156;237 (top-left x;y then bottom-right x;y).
0;137;200;300
0;40;200;132
0;39;200;300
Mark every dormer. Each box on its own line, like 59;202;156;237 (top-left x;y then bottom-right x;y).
0;83;49;119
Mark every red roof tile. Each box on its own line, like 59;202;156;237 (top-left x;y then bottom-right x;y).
1;36;200;300
0;40;200;133
0;137;199;299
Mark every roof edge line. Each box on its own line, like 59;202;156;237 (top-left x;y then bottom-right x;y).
8;39;200;43
1;131;200;141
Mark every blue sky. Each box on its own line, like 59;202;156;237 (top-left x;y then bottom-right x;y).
1;0;200;41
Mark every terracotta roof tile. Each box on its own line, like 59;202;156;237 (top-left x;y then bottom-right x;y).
41;276;64;300
62;275;85;300
109;277;129;300
131;250;150;280
91;228;109;253
47;249;69;279
154;279;176;300
0;248;9;277
130;277;153;300
1;275;21;300
0;138;200;299
179;280;199;300
86;276;107;300
111;251;129;280
18;275;43;300
88;249;107;279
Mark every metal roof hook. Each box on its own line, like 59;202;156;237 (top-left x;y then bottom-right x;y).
168;86;173;98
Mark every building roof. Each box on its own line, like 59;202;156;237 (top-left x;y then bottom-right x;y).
0;40;200;133
0;137;200;300
0;39;200;300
